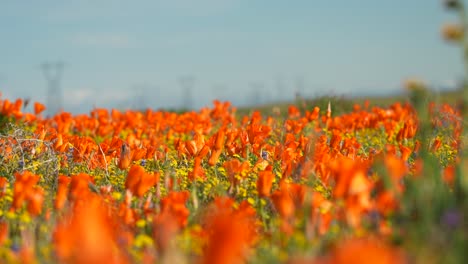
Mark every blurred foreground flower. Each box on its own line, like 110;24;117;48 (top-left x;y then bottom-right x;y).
319;237;407;264
200;197;258;264
53;194;128;264
11;171;44;216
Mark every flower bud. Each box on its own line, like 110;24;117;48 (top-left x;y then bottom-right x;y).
444;0;461;10
441;23;464;42
403;78;427;92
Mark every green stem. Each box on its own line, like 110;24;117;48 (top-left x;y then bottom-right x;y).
457;1;468;200
459;3;468;122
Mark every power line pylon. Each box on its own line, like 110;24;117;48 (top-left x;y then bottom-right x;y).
275;74;285;102
41;62;64;116
212;83;227;102
249;81;265;105
295;74;305;100
132;83;156;110
179;76;195;111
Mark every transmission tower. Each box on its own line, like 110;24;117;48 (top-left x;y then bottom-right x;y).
132;83;159;110
179;76;195;111
0;74;6;90
212;83;228;102
274;74;285;102
294;74;305;100
249;81;265;106
132;84;147;110
41;62;64;116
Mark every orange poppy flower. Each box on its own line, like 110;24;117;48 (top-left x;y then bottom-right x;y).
0;177;7;197
399;144;412;161
190;156;205;180
208;148;222;166
198;144;211;159
443;165;455;186
323;237;407;264
26;187;44;216
306;106;320;121
186;132;206;157
153;210;180;254
55;175;71;210
185;140;198;157
11;171;40;211
329;129;342;150
132;147;147;161
309;192;333;236
271;187;295;220
136;172;160;198
224;159;250;192
214;127;226;150
376;190;398;217
329;157;364;199
288;105;301;118
431;138;442;152
1;98;12;115
160;191;190;228
384;154;408;192
34;102;46;115
125;164;158;197
256;167;275;197
54;195;127;264
0;222;7;246
201;197;257;264
118;143;133;170
281;181;307;209
68;173;93;201
53;133;64;151
119;202;136;226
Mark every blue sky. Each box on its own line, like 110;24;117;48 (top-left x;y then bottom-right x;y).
0;0;464;114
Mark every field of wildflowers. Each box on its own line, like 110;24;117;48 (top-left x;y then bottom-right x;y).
0;1;467;264
0;82;466;264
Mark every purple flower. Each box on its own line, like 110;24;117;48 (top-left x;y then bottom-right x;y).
66;147;74;159
441;208;462;229
11;244;20;252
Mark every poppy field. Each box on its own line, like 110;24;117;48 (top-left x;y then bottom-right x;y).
0;80;467;264
1;2;468;263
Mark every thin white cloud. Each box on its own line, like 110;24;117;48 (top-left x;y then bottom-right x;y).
433;78;461;90
69;33;134;48
157;0;237;16
63;88;95;108
42;0;237;23
63;87;128;110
